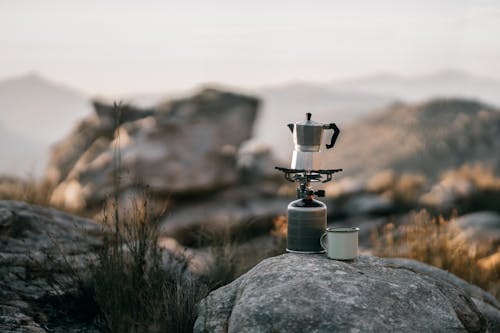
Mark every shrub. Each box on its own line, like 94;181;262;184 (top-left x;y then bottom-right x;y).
90;191;210;333
88;102;209;332
198;218;287;290
372;210;500;299
0;176;55;207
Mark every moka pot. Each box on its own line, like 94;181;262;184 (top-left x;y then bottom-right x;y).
287;113;340;153
288;113;340;170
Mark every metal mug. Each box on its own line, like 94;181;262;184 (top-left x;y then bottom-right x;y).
320;227;360;260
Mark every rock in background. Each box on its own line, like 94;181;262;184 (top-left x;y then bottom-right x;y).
45;88;286;245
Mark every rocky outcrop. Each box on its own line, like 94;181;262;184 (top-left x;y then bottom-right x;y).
455;211;500;245
46;89;260;210
327;99;500;180
0;200;104;332
195;254;499;332
386;257;500;332
45;101;154;186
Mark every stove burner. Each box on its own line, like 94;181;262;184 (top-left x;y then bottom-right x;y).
275;167;342;184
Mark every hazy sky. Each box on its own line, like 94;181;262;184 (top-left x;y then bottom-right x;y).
1;0;500;94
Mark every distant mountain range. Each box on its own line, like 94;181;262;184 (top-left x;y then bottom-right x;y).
0;73;92;144
0;73;92;176
1;70;499;177
329;70;500;106
0;121;46;177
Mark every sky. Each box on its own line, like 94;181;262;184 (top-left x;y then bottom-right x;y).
1;0;500;95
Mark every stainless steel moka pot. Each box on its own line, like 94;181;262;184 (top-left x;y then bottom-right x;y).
276;113;342;254
288;113;340;170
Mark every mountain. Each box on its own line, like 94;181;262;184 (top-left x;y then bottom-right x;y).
324;98;500;180
0;73;92;176
2;70;499;178
330;70;500;107
0;121;46;177
0;73;92;144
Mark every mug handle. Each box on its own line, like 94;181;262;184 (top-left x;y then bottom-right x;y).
320;232;328;250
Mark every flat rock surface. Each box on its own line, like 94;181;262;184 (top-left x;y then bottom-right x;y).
0;200;104;333
195;253;499;332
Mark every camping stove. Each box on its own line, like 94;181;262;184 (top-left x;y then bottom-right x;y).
276;113;341;253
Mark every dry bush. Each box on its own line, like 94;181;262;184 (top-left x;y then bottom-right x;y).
199;217;287;290
0;176;55;207
420;163;500;214
442;164;500;190
91;194;209;333
366;170;427;206
197;225;240;290
88;102;210;332
372;210;500;299
270;215;287;239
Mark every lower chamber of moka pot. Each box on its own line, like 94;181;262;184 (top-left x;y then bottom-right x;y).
286;199;326;254
291;151;319;170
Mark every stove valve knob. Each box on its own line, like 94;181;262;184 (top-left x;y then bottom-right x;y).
314;190;325;197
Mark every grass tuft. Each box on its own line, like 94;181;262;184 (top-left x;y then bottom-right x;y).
372;209;500;299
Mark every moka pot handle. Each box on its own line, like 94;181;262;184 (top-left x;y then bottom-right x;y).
325;123;340;149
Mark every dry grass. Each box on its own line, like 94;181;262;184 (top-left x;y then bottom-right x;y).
372;210;500;299
88;189;211;333
90;202;286;332
441;164;500;190
87;102;211;332
420;164;500;214
198;218;287;290
366;170;427;207
0;176;55;207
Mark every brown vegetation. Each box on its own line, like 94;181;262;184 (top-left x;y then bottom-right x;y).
87;195;285;332
372;210;500;298
0;176;55;207
89;195;209;333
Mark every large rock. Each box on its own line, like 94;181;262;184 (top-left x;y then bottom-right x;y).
195;254;499;332
159;184;288;245
455;211;500;244
45;101;154;186
47;89;260;210
0;200;104;332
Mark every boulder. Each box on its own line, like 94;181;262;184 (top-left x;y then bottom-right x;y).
195;254;499;332
45;102;154;186
47;89;260;210
159;184;288;246
420;178;475;211
0;200;104;332
385;257;500;332
455;211;500;244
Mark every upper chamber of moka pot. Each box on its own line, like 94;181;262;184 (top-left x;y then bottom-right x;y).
288;113;340;170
